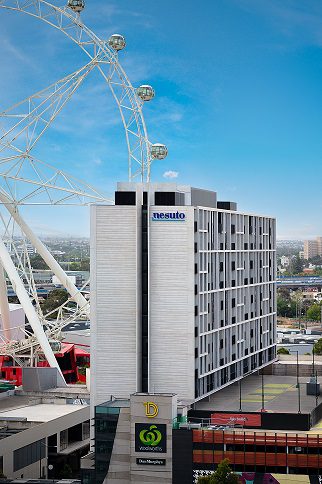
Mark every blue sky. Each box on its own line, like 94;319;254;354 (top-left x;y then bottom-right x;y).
0;0;322;238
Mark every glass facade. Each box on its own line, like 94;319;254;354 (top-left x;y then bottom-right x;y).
82;402;120;484
14;439;46;472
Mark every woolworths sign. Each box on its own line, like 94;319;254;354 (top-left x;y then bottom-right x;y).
135;423;167;453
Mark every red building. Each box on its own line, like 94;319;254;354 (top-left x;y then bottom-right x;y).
0;343;90;386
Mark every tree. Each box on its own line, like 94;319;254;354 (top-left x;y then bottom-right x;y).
307;304;322;322
277;297;296;318
42;289;68;318
313;339;322;356
29;254;49;270
197;459;240;484
277;347;290;355
277;287;291;301
58;463;73;479
289;256;304;275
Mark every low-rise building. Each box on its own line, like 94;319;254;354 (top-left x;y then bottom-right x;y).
0;384;90;480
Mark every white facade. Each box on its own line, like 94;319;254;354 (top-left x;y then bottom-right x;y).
91;183;276;406
0;303;25;341
91;205;140;406
149;205;195;399
280;256;290;268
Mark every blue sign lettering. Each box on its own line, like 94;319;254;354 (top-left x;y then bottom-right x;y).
152;212;186;221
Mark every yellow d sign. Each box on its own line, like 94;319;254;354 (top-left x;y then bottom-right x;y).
144;401;158;418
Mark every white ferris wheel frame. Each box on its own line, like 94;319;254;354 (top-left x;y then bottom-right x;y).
0;0;152;182
0;0;157;380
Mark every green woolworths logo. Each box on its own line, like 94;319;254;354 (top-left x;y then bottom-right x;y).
139;425;162;446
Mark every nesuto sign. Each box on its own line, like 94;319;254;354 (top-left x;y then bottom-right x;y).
136;458;166;466
152;211;185;221
135;423;167;453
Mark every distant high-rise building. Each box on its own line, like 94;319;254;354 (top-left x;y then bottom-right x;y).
90;182;276;406
304;238;322;259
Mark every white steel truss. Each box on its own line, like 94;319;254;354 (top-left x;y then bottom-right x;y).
0;0;163;380
0;0;153;182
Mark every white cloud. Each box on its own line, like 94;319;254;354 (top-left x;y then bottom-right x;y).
92;157;103;166
163;170;179;179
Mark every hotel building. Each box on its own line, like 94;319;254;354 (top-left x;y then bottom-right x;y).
90;182;276;407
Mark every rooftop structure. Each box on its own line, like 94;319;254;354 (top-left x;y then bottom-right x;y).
0;384;89;479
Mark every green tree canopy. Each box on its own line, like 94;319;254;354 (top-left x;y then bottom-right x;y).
69;259;90;271
289;256;304;275
313;339;322;356
42;289;68;319
307;304;322;322
277;347;290;355
277;287;291;301
277;297;296;318
58;463;73;479
29;254;49;270
197;459;240;484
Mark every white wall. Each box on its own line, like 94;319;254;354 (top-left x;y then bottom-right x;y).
0;304;25;341
149;206;195;401
91;205;140;407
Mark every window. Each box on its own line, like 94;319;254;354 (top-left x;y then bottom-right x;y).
195;348;198;358
232;298;236;308
250;260;254;269
232;261;236;271
194;242;198;253
232;354;236;361
220;262;224;272
220;358;224;366
220;300;224;310
232;280;236;287
232;335;236;345
60;430;68;450
195;263;198;274
231;243;236;250
195;306;198;316
231;224;236;234
232;316;236;324
194;221;198;232
220;339;224;349
14;439;46;472
250;329;254;338
83;421;90;440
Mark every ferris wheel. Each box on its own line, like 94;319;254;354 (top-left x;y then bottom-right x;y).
0;0;168;383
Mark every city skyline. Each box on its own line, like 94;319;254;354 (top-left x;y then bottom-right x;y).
0;0;321;238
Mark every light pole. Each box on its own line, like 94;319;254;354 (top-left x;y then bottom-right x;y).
239;379;242;412
290;349;301;414
261;370;265;412
39;441;57;479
